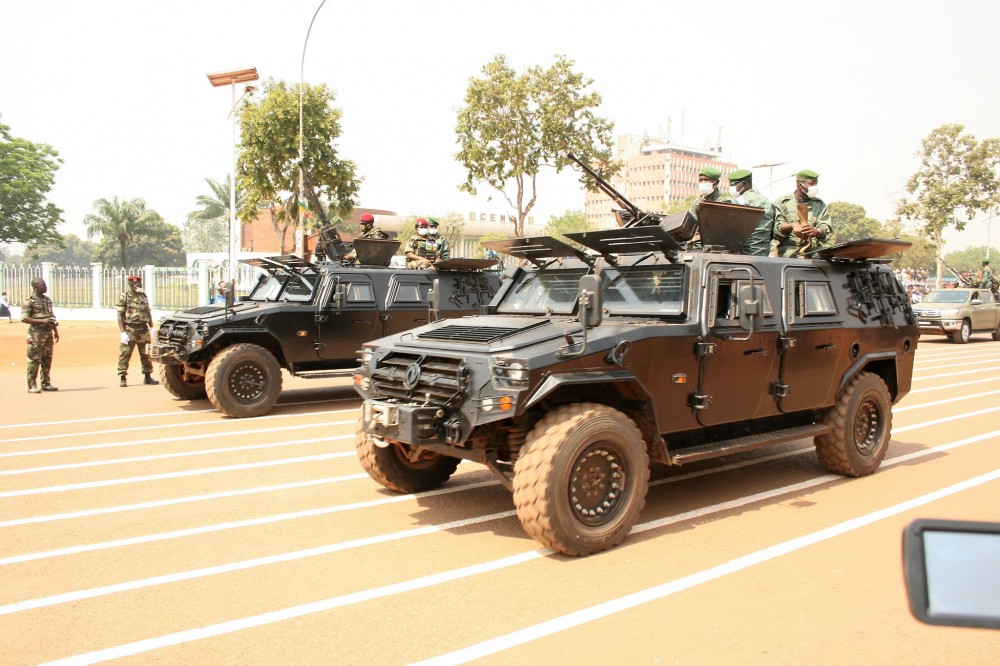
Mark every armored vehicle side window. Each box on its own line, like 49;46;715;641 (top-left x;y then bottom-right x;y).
346;282;375;303
497;269;588;315
603;266;687;316
708;269;771;326
389;281;427;305
797;282;837;316
282;274;314;302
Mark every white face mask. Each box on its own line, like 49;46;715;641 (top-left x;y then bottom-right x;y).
417;228;428;236
806;185;820;198
429;227;439;235
728;185;742;198
698;181;715;196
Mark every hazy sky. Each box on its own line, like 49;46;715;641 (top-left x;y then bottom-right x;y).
3;0;1000;252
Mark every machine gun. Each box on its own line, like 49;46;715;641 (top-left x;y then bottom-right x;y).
567;153;698;245
299;164;350;262
937;255;975;287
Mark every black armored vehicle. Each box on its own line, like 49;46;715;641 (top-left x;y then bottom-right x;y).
353;219;918;556
149;242;500;418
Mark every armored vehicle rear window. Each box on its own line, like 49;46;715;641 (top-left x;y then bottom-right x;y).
498;268;588;315
346;282;375;302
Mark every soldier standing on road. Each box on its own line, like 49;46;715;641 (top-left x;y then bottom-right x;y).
405;218;441;269
345;213;389;263
688;167;732;220
773;169;832;258
726;169;775;256
21;277;59;393
116;275;159;387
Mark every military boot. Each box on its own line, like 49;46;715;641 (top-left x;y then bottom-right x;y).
41;384;59;391
28;383;41;394
143;373;159;385
120;375;127;387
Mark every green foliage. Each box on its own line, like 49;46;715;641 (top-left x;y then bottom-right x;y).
0;121;64;245
943;245;994;273
83;196;165;268
93;217;185;268
237;79;361;254
475;231;510;260
896;124;1000;245
183;175;244;252
541;210;595;238
828;201;885;243
455;54;617;236
26;233;97;265
437;211;466;244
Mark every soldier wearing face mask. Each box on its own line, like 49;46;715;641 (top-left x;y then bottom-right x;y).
405;218;439;269
427;218;451;261
726;169;775;256
773;169;832;258
688;167;732;221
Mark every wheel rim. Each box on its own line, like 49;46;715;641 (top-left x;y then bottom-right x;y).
852;397;884;456
569;441;628;527
228;361;269;404
962;324;970;342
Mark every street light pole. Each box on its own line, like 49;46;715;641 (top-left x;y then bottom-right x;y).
207;67;259;282
297;0;329;257
752;161;789;199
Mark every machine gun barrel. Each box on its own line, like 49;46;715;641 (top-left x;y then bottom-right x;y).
298;164;348;262
567;152;640;218
937;255;974;287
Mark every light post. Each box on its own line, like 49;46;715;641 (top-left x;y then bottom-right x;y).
207;67;259;282
752;161;789;198
296;0;329;256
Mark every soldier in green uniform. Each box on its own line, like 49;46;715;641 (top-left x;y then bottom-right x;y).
405;218;445;269
978;260;995;291
726;169;775;256
427;218;451;261
21;277;59;393
688;167;732;220
345;213;390;264
773;169;832;258
116;275;159;387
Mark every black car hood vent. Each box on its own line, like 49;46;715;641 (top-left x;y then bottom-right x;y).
418;320;550;343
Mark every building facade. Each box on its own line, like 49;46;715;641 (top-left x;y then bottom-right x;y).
584;134;738;228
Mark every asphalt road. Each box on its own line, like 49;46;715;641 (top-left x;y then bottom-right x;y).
2;324;999;665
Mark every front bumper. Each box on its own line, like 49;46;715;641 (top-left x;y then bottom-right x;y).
362;400;458;446
147;342;183;363
916;319;961;334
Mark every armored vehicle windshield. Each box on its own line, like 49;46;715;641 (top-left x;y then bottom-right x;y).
247;271;315;302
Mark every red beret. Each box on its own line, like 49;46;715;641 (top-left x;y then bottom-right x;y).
127;275;142;282
416;218;429;227
360;213;374;223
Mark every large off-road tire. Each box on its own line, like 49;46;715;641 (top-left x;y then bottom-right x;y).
512;403;649;556
205;343;282;418
992;321;1000;341
815;372;892;477
356;427;460;493
951;319;971;344
157;363;207;400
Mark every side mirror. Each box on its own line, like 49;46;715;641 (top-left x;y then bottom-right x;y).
578;274;602;329
737;284;763;332
903;518;1000;629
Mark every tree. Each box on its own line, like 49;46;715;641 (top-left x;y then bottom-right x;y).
26;233;97;265
183;176;244;252
828;202;885;244
238;79;361;254
944;245;994;273
896;124;1000;286
93;217;185;267
0;120;64;245
83;196;164;268
455;54;618;237
542;210;595;237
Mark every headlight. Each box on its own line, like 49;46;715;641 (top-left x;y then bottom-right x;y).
490;357;529;390
940;308;960;317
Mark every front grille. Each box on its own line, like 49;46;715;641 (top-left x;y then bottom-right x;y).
916;309;941;317
156;320;193;348
418;320;548;343
371;352;467;405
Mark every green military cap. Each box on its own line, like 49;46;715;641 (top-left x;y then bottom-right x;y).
984;259;990;264
699;167;722;180
796;169;819;180
728;169;752;181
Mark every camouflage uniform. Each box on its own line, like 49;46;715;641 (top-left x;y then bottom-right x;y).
772;194;832;258
405;234;449;269
346;225;390;263
734;189;776;256
116;288;154;376
21;292;57;389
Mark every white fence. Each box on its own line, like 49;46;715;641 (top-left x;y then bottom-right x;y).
0;262;262;311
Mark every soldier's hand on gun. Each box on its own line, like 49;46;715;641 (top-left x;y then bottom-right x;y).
794;223;821;240
120;331;130;345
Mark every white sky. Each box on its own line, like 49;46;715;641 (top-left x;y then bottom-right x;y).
3;0;1000;253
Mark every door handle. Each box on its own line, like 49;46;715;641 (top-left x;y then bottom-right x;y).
744;348;768;357
817;343;838;351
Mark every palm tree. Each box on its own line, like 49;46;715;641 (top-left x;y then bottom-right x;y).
183;176;246;252
83;196;163;268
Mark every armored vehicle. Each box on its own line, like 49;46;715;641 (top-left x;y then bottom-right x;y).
353;222;918;556
911;288;1000;343
149;244;500;418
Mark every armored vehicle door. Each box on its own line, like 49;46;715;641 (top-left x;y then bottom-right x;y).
970;290;992;329
695;263;781;426
383;273;435;336
776;266;847;412
316;274;380;361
